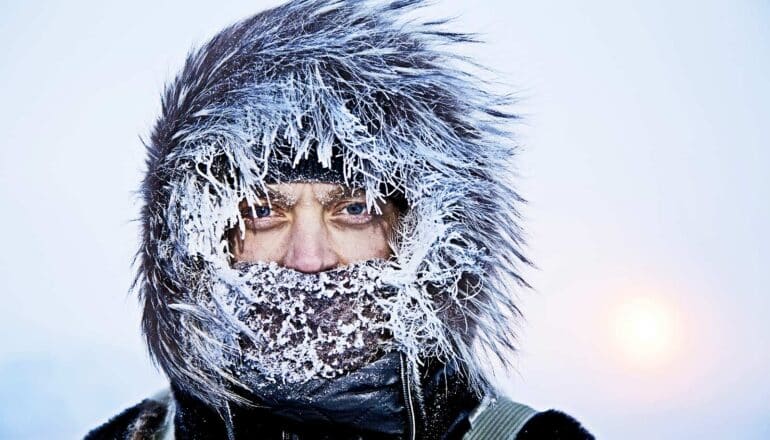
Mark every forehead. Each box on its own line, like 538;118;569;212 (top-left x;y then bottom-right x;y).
260;182;364;206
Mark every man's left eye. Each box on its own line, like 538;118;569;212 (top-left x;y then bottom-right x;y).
343;202;367;215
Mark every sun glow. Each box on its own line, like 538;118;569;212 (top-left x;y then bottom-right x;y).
610;296;681;369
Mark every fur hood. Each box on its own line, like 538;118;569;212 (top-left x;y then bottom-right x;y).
138;0;530;409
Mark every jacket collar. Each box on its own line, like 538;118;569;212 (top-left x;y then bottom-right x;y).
169;352;480;439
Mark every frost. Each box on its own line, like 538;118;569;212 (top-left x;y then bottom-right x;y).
140;0;528;409
183;257;463;390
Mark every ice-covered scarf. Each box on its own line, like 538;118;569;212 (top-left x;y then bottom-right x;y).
209;260;397;389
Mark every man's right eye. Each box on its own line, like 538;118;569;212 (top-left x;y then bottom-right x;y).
242;205;272;218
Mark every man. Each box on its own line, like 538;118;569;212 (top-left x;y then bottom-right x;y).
87;0;594;438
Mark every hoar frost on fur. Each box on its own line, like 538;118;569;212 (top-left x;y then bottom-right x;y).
140;0;531;409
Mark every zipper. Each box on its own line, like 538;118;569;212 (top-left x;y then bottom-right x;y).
400;354;417;440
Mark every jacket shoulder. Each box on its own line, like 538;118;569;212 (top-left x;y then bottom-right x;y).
84;390;171;440
516;409;595;440
466;396;594;440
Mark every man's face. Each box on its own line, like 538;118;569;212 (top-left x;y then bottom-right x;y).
229;182;400;272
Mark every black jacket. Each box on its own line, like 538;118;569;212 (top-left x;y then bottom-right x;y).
86;354;593;439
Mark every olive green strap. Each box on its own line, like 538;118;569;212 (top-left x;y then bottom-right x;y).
463;397;538;440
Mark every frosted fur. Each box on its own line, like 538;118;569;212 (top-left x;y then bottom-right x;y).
138;0;530;408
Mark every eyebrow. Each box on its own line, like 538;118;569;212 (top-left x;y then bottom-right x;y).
316;186;365;207
258;187;296;207
256;185;366;208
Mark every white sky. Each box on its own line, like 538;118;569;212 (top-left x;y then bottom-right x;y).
1;1;768;438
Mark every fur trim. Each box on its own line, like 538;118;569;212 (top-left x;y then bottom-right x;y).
84;391;172;440
137;0;530;408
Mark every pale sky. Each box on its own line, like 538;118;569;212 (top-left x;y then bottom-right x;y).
1;1;768;438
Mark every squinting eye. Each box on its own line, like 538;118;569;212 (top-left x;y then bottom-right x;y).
243;205;271;218
344;202;367;215
254;206;271;218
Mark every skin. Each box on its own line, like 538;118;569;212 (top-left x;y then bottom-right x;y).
229;182;400;272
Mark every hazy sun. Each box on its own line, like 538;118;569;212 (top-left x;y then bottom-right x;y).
609;296;680;368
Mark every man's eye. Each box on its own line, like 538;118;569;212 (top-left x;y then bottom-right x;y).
255;206;271;218
343;202;367;215
243;205;271;218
